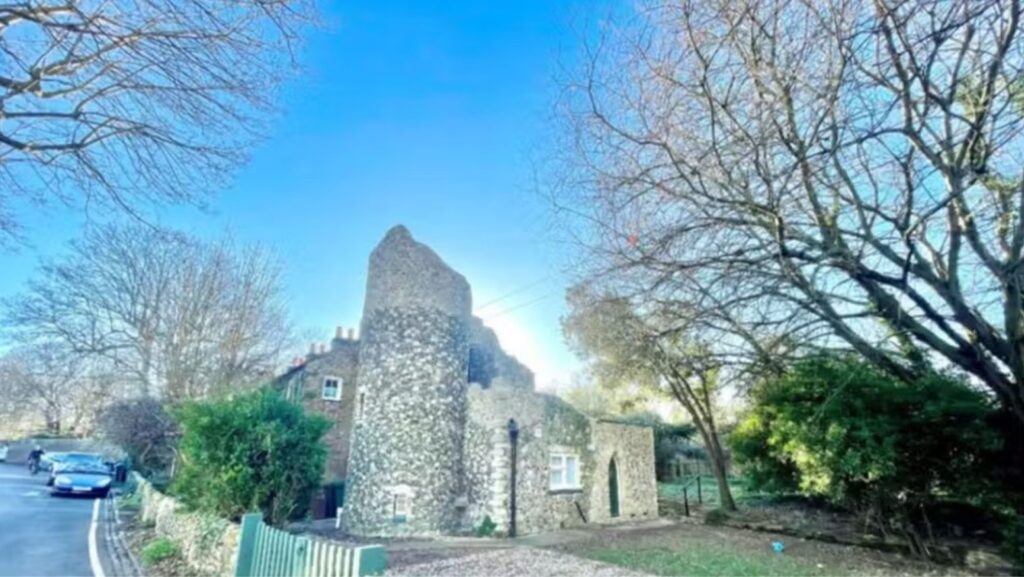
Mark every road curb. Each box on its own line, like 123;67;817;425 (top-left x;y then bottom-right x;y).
104;493;144;576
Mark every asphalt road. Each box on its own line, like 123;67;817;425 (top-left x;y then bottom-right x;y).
0;461;112;577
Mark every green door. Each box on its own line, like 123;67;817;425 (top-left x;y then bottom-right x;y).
609;458;620;518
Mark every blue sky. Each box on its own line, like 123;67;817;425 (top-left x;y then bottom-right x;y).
0;0;602;391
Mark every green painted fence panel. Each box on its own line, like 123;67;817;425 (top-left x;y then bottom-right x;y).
235;513;386;577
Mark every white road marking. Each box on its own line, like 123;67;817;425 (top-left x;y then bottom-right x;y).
20;490;42;497
89;498;106;577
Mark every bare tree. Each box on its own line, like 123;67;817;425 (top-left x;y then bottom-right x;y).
555;0;1024;433
0;0;316;245
563;285;737;511
3;224;293;400
97;397;178;475
0;343;107;436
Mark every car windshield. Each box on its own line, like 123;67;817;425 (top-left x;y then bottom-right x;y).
61;463;109;475
63;453;103;465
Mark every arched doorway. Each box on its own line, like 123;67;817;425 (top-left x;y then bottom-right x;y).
608;457;620;518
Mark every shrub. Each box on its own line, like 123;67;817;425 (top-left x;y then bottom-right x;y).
98;397;178;476
474;515;497;537
172;389;330;526
730;355;999;542
117;488;142;511
1004;515;1024;573
140;538;179;566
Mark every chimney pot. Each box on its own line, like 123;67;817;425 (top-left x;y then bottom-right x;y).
336;326;343;339
319;343;327;354
348;328;355;340
309;343;317;355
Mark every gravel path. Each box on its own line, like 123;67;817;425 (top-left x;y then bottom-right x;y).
386;547;650;577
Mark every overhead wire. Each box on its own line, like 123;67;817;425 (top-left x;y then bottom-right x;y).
475;275;553;311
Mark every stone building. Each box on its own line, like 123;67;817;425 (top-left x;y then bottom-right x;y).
275;226;657;537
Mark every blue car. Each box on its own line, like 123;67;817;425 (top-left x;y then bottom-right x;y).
46;452;108;485
50;462;113;498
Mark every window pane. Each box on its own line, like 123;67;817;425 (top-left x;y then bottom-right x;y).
549;469;563;487
323;377;341;399
566;457;578;486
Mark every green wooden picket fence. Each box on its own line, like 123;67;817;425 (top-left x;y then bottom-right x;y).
235;513;387;577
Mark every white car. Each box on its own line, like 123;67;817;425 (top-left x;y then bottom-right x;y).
0;445;8;462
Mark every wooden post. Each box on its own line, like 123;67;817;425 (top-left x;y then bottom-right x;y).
356;545;388;576
235;513;263;577
683;486;690;517
292;536;309;577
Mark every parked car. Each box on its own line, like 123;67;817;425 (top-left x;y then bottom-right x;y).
46;452;107;486
50;462;113;498
0;444;8;462
39;451;68;472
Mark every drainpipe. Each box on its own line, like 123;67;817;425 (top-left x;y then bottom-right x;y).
507;418;519;538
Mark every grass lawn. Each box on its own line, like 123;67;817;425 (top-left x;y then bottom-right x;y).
658;476;755;507
584;545;828;577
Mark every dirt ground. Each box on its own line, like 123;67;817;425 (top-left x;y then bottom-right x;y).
386;548;648;577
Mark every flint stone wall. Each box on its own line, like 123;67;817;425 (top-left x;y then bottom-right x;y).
463;384;593;535
467;317;535;390
344;307;470;536
361;225;472;318
135;474;239;576
588;421;658;523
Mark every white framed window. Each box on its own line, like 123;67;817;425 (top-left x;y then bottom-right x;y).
322;376;342;401
549;452;581;491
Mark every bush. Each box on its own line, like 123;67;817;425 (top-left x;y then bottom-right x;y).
117;487;142;511
140;538;179;566
474;515;497;537
172;389;330;526
730;355;999;542
98;398;178;476
1004;515;1024;573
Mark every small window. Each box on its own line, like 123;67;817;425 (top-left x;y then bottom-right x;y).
322;376;342;401
549;453;581;491
393;493;411;522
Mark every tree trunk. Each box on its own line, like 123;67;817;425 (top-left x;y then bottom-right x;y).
689;415;737;512
707;433;737;511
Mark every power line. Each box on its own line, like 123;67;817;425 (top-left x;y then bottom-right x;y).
475;275;553;311
483;290;560;320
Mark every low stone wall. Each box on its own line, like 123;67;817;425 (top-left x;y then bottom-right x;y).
134;474;240;576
